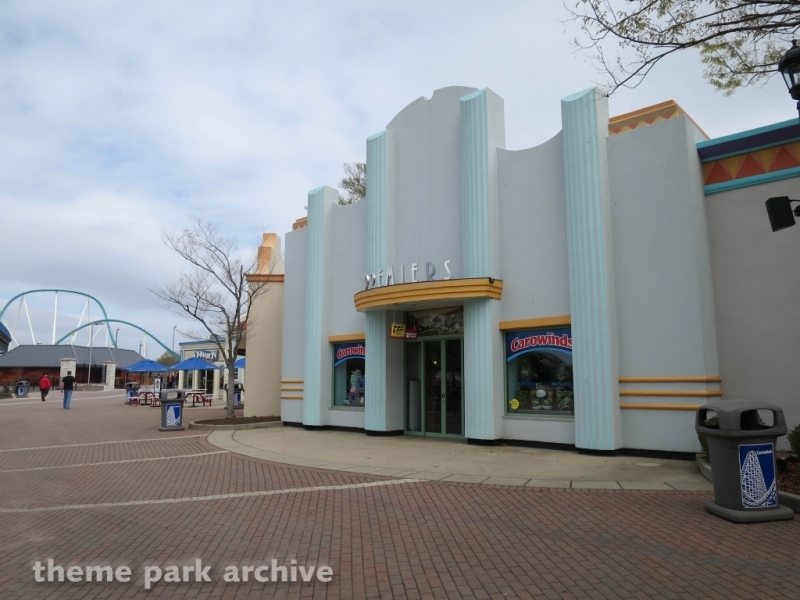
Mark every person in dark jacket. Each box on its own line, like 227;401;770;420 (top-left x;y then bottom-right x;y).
60;371;76;409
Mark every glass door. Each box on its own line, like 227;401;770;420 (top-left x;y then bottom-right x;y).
406;337;463;437
424;340;442;434
405;342;422;432
444;339;463;436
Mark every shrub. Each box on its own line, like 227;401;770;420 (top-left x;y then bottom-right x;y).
697;415;719;458
789;423;800;457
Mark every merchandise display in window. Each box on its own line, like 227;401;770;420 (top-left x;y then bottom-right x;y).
406;307;463;337
505;327;573;416
333;342;366;407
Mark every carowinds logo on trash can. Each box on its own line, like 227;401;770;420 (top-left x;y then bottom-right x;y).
738;443;778;508
165;403;181;428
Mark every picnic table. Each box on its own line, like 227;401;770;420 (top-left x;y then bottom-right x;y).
186;389;213;407
132;390;159;407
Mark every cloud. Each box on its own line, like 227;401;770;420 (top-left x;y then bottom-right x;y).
0;0;794;351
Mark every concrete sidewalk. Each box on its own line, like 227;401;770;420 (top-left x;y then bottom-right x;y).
208;426;712;491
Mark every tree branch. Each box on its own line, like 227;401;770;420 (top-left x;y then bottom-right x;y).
567;0;800;95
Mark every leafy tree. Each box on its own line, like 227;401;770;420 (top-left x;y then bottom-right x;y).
156;351;178;367
338;162;366;205
151;217;275;418
568;1;799;95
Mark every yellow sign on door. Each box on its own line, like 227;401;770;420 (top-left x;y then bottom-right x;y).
390;323;406;338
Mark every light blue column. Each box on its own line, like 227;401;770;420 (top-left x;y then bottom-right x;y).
365;311;387;430
303;185;336;427
561;87;622;451
365;130;394;274
460;88;504;277
364;130;398;432
460;89;505;441
463;298;502;439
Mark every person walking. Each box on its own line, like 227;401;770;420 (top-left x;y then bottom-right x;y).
39;374;51;402
60;371;76;409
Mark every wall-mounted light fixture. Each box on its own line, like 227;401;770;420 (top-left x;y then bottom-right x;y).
766;196;800;232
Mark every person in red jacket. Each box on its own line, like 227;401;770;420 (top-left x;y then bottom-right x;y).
39;375;51;402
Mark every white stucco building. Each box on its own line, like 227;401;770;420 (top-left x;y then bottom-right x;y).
247;86;800;454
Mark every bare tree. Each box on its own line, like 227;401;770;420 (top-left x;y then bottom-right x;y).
151;217;273;418
568;1;799;95
338;162;367;205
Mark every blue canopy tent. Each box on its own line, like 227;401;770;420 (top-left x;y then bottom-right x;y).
171;357;219;371
172;356;220;395
123;359;170;404
125;359;169;373
231;357;246;408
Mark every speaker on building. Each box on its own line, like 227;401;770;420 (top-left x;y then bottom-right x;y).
766;196;796;232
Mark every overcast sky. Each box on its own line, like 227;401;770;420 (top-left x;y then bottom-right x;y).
0;1;793;357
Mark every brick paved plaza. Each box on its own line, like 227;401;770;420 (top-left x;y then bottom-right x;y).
0;391;798;599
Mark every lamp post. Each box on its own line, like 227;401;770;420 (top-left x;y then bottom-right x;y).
115;328;120;348
172;325;177;351
87;324;93;384
778;40;800;121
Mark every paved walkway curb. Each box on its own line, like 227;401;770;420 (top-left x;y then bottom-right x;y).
189;420;282;431
696;453;713;482
206;430;713;491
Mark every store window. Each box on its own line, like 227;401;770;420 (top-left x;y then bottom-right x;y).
505;327;574;416
406;307;464;337
333;342;366;407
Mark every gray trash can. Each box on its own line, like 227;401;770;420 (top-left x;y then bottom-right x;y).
159;389;186;431
696;400;794;523
124;382;140;405
15;380;29;398
233;383;244;408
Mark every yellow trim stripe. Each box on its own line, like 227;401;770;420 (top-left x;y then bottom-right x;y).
619;376;721;383
280;395;303;400
499;316;571;330
280;379;303;384
328;333;366;343
354;278;502;311
620;403;701;411
280;387;303;392
620;390;722;397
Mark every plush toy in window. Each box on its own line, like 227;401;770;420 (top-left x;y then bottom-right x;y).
542;390;553;411
348;369;362;404
556;388;573;412
532;387;546;410
519;361;534;390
